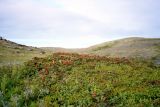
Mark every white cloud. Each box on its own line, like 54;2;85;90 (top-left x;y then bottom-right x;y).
0;0;160;48
54;0;151;31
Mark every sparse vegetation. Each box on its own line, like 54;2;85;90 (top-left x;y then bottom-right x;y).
0;38;52;66
92;44;112;51
86;37;160;58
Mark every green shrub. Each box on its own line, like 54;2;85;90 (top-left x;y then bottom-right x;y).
0;53;159;106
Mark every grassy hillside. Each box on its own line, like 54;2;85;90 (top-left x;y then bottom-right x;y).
0;37;160;106
0;37;52;66
85;37;160;59
0;52;160;106
42;37;160;60
1;37;159;66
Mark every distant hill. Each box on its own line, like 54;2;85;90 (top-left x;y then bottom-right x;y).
1;37;160;65
0;37;51;65
84;37;160;59
42;37;160;59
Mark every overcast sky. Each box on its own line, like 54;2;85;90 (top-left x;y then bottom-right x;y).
0;0;160;48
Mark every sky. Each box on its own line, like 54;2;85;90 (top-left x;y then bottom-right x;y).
0;0;160;48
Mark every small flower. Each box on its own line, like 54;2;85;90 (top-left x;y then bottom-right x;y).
92;92;97;98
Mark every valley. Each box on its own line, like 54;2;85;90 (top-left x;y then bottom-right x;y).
0;37;160;106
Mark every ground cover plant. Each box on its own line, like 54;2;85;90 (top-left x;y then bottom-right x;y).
0;52;160;107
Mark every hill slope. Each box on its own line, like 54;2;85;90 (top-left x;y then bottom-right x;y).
1;37;160;65
0;37;51;65
0;37;160;106
85;37;160;58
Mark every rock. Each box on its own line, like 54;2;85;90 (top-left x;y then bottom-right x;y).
154;58;160;65
155;60;160;65
153;57;160;67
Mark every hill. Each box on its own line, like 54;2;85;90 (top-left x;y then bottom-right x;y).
0;37;160;106
85;37;160;59
42;37;160;59
1;37;160;65
42;37;160;65
0;37;52;65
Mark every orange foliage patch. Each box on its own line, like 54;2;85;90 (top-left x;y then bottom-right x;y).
61;60;73;65
91;92;97;98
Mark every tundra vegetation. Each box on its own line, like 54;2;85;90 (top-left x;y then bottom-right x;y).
0;52;160;107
